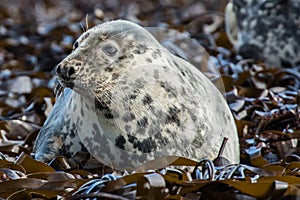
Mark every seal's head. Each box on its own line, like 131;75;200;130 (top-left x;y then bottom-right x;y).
56;20;162;96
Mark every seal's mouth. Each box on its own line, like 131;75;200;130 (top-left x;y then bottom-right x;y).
57;77;75;88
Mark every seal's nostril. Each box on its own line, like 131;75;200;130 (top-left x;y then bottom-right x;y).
67;67;75;77
55;63;75;79
56;64;61;74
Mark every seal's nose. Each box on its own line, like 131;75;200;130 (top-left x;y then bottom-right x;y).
56;63;75;80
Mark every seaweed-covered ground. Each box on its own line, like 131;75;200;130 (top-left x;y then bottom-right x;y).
0;0;299;199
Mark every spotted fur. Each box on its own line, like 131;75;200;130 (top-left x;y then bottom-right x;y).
226;0;300;67
33;20;239;168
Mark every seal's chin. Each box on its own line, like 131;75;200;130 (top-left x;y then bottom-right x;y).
58;79;93;97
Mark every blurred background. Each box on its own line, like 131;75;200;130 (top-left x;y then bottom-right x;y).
0;0;229;72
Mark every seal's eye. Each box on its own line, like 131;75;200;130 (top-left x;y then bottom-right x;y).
73;41;79;50
102;44;118;56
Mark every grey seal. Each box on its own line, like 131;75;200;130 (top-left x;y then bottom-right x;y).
33;20;239;169
225;0;300;68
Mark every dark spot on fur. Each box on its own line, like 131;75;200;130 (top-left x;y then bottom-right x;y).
128;134;134;143
173;61;180;68
162;65;168;72
115;135;126;150
104;67;113;72
127;134;157;153
118;55;127;60
166;107;181;127
95;99;109;110
134;78;146;88
281;60;292;68
80;107;84;116
142;94;153;105
112;73;119;80
133;44;147;54
92;123;100;133
130;94;137;99
125;125;131;133
69;130;76;138
160;81;172;93
137;116;148;127
152;49;162;59
104;112;114;119
181;71;186;77
122;112;135;122
94;90;112;109
154;132;170;145
104;108;119;119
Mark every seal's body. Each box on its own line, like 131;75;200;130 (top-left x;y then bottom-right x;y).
33;20;239;168
226;0;300;68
